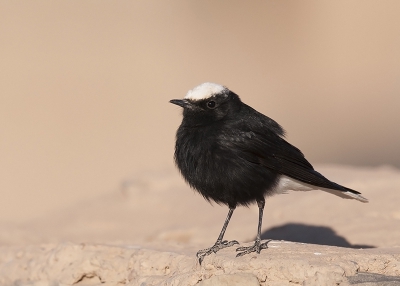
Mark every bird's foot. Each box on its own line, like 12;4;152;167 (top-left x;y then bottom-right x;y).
236;239;271;257
197;239;239;264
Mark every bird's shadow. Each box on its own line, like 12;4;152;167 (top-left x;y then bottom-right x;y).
260;223;375;249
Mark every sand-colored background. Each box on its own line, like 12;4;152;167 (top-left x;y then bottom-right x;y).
1;1;400;223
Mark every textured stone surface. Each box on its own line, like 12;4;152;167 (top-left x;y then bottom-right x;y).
1;166;400;285
348;272;400;285
197;273;259;286
1;242;399;285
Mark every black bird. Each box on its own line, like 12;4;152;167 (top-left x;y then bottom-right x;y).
170;82;368;264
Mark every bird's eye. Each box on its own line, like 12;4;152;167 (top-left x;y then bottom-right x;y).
207;100;216;109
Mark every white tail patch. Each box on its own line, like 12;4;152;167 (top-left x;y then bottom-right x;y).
273;175;368;203
185;82;227;101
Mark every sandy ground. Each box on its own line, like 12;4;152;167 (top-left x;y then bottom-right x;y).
1;165;399;285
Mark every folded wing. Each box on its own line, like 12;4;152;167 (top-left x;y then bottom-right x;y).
220;128;368;203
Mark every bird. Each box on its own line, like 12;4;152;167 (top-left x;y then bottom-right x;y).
170;82;368;264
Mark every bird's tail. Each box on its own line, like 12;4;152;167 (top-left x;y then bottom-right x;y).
322;182;368;203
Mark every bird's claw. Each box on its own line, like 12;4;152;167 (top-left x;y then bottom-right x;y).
197;240;239;264
236;239;270;257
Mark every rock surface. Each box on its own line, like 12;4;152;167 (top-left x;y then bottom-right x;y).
1;242;399;285
1;166;400;285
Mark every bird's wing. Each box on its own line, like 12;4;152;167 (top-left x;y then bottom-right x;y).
219;128;359;193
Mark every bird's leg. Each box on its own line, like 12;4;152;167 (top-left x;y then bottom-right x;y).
196;207;239;264
236;198;270;257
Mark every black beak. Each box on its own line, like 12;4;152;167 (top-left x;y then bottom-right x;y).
169;99;189;108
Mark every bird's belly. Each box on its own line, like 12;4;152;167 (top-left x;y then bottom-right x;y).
179;149;279;206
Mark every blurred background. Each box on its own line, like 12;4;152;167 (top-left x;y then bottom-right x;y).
1;1;399;224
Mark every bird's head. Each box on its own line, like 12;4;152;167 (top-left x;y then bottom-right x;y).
170;82;242;126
